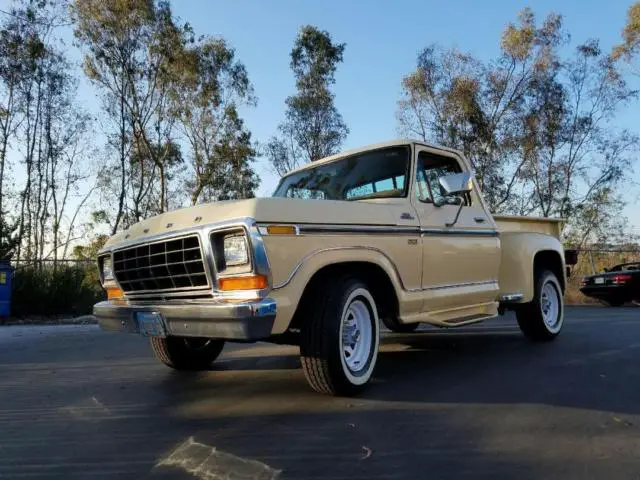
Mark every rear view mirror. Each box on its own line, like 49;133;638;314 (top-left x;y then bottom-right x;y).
438;172;473;196
436;172;473;228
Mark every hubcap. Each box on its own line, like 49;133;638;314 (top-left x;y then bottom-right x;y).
541;282;560;329
341;299;373;373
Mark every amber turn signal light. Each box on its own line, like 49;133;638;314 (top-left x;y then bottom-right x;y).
266;225;297;235
219;275;268;291
106;286;124;300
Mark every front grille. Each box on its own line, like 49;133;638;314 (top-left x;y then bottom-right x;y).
113;235;209;294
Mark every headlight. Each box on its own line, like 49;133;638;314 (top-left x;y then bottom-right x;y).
101;256;114;281
223;234;249;266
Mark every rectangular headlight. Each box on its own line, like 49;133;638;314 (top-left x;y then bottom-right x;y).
101;256;114;282
223;234;249;266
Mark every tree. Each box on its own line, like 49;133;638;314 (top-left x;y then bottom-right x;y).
267;25;348;176
0;216;19;261
0;0;96;265
172;38;259;205
398;9;565;210
613;2;640;74
397;8;638;245
72;0;187;229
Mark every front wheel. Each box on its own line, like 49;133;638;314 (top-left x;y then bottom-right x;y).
516;270;564;341
300;277;380;396
150;336;225;370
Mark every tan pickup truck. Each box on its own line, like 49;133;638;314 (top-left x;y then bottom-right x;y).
94;140;577;396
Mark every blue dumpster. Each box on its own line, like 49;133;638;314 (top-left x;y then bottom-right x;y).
0;262;13;317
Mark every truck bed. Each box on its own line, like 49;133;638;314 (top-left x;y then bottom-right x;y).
493;215;563;239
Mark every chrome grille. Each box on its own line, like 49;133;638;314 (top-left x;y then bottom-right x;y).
112;235;209;294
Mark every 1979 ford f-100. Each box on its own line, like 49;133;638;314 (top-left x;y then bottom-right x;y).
94;140;577;396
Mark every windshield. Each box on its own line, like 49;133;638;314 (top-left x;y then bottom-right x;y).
272;146;410;201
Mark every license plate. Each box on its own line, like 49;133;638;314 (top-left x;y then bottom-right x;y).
135;312;166;337
595;277;605;285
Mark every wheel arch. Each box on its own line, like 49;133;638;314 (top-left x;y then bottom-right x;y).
269;248;405;335
291;261;399;330
534;249;566;293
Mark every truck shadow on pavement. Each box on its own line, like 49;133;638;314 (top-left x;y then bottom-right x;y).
162;319;640;417
5;311;640;479
147;320;640;479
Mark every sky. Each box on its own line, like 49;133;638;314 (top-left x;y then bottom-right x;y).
169;0;640;228
1;0;639;232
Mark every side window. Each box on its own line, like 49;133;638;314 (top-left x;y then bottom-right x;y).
416;151;470;206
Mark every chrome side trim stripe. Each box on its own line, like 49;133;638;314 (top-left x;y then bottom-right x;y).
423;280;499;292
420;228;499;237
257;222;498;237
298;224;419;235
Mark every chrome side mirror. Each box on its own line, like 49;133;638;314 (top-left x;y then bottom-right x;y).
436;172;473;228
438;172;473;196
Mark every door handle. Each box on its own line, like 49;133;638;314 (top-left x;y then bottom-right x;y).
474;217;486;223
401;212;415;220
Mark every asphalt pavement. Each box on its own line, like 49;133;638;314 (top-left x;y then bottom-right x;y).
1;307;640;479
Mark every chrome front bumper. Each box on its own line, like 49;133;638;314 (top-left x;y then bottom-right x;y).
93;298;276;341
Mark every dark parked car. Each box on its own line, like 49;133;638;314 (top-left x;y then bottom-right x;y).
581;262;640;306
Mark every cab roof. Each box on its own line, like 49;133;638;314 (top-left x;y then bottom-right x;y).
283;139;464;177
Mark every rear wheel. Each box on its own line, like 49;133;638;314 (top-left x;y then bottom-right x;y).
516;270;564;341
300;277;380;396
150;336;225;370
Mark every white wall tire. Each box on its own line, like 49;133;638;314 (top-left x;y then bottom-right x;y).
516;270;564;341
300;277;380;396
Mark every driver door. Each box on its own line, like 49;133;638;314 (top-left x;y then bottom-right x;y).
412;147;500;313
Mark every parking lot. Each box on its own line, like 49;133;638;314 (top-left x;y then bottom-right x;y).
1;307;639;479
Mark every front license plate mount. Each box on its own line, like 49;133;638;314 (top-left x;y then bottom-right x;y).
135;312;166;337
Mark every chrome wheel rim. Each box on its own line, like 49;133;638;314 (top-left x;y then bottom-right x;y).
541;282;560;329
341;299;373;373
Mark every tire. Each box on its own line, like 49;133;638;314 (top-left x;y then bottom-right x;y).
382;316;420;333
150;336;225;370
300;276;380;396
516;270;564;342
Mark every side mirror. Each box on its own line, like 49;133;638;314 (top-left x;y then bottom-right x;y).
436;172;473;228
438;172;473;196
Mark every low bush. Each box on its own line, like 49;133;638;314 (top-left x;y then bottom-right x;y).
10;263;105;317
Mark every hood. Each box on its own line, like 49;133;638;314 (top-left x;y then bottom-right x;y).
102;197;400;250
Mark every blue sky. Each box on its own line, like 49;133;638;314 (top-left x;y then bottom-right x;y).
1;0;638;230
169;0;638;198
